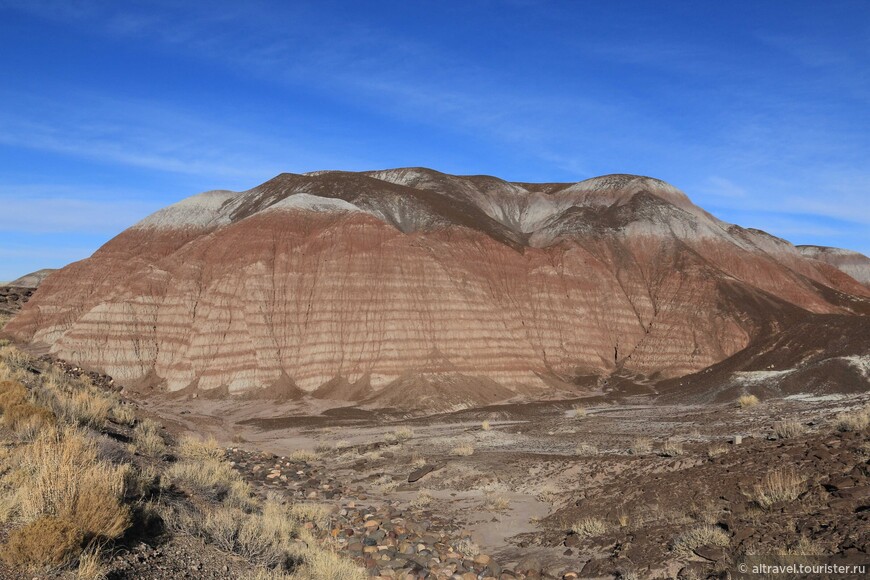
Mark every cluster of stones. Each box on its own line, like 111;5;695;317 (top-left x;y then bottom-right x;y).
227;447;583;579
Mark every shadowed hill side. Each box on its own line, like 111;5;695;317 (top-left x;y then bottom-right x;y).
3;168;868;407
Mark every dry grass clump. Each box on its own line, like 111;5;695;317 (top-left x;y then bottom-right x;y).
0;379;55;438
131;418;167;457
288;449;318;462
409;489;434;510
450;443;475;456
571;517;609;538
392;426;414;442
289;502;332;528
110;403;136;426
76;545;108;580
833;407;870;432
177;434;225;461
288;547;367;580
5;426;131;540
409;452;427;469
660;439;684;457
52;387;115;429
569;405;587;419
481;420;491;431
737;394;760;408
754;468;804;509
163;456;254;509
574;442;597;455
453;537;480;557
772;419;807;439
0;516;85;570
671;524;730;557
707;443;729;458
202;502;302;567
482;492;510;512
629;437;652;455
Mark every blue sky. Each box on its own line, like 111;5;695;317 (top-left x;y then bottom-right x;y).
0;0;868;281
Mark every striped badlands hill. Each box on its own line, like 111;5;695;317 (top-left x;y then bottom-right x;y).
5;169;869;408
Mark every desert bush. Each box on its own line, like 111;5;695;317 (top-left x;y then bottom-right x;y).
409;489;434;510
409;452;427;469
76;545;107;580
833;407;870;432
53;388;114;429
0;345;35;370
772;419;806;439
164;458;253;508
483;492;510;511
737;394;760;408
754;468;804;509
201;498;310;568
671;524;730;557
289;502;332;528
7;426;130;541
392;426;414;442
481;420;491;431
569;405;587;419
755;468;803;507
0;381;55;437
453;537;480;557
289;546;367;580
629;437;652;455
0;516;84;570
574;442;597;455
110;403;136;426
450;443;475;456
707;443;729;458
131;418;167;457
177;434;224;461
571;517;609;538
124;464;159;500
0;379;27;408
660;439;684;457
288;449;318;462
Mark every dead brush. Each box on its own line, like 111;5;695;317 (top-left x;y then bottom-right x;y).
3;426;131;542
753;468;804;509
482;491;510;512
660;439;684;457
0;380;55;438
0;515;85;571
450;443;475;456
629;437;652;455
177;434;225;461
131;418;167;457
737;394;760;408
570;517;609;538
409;489;434;510
833;406;870;432
671;524;730;558
772;419;806;439
163;458;254;509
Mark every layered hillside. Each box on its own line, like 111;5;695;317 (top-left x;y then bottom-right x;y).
5;169;869;405
798;245;870;286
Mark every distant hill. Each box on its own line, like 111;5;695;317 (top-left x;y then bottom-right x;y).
6;268;57;288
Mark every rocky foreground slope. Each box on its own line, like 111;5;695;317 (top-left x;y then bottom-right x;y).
4;169;868;406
